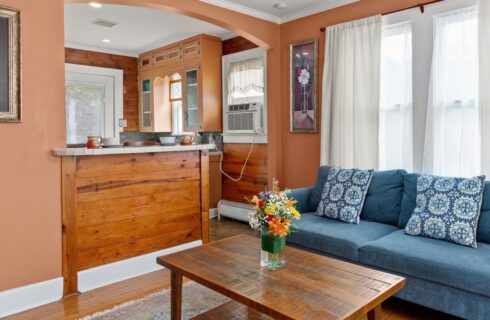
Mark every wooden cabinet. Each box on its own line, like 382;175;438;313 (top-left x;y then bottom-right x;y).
140;78;152;131
139;71;173;132
183;39;200;60
138;34;222;132
183;66;201;131
139;53;153;71
165;45;182;65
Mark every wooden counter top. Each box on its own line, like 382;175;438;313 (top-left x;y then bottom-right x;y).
53;143;215;156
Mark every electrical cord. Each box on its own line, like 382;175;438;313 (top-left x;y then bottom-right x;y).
218;134;257;182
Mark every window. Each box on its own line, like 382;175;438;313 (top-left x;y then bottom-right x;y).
227;57;264;105
169;73;184;134
65;64;123;145
424;7;480;177
379;22;413;171
379;0;479;176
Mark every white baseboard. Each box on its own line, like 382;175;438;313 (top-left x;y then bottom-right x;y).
0;241;202;317
78;240;202;292
209;208;218;219
0;277;63;318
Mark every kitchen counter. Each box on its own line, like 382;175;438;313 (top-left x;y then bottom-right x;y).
59;143;212;294
52;143;215;156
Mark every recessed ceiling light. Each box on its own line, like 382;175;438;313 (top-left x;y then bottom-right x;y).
273;2;287;9
89;2;102;8
101;38;111;43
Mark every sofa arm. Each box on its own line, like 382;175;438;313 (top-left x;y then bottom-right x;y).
290;187;313;213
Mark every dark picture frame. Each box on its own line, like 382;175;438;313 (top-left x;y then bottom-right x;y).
290;39;318;133
0;6;20;122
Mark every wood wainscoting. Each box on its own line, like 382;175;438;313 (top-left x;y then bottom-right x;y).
222;144;268;203
61;151;209;295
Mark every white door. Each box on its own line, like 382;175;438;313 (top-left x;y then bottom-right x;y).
65;64;123;145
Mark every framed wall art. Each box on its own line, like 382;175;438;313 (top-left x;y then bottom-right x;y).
0;6;20;122
290;39;318;133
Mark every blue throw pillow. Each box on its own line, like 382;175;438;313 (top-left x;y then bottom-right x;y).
405;174;485;248
316;167;374;224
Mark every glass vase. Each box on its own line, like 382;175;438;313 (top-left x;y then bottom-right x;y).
260;227;286;270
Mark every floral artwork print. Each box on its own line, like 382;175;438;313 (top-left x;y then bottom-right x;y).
405;174;485;248
291;39;317;132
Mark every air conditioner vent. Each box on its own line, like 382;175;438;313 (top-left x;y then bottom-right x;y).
92;18;118;28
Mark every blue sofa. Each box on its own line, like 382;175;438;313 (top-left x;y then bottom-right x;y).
288;166;490;320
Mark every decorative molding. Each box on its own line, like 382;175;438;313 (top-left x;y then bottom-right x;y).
0;277;63;318
199;0;359;24
65;42;139;57
78;240;203;292
199;0;281;23
280;0;359;23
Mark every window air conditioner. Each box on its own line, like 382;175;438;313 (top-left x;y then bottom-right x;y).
224;102;264;134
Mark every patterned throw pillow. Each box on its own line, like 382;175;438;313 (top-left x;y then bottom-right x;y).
316;167;374;224
405;174;485;248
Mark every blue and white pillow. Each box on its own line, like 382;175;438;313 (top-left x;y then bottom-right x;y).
316;167;374;224
405;174;485;248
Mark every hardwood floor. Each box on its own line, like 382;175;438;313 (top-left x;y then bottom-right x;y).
6;218;458;320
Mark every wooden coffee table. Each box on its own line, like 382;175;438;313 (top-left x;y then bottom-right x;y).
157;235;405;320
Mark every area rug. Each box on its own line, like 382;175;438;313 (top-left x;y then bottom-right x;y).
79;282;230;320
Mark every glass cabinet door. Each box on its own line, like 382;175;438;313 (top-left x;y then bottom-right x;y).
141;79;152;130
184;68;200;130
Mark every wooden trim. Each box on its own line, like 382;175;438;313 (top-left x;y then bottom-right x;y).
200;150;210;244
61;156;78;295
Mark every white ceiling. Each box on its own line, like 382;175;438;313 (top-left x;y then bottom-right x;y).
200;0;359;23
64;4;233;57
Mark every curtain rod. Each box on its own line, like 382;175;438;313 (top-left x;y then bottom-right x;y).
319;0;443;32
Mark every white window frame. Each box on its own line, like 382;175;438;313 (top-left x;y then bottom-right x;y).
382;0;477;172
222;47;268;144
65;63;124;144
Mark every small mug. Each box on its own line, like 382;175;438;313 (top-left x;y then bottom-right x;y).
180;135;195;145
86;136;102;149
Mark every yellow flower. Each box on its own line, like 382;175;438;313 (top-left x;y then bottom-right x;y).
291;207;301;219
264;203;277;215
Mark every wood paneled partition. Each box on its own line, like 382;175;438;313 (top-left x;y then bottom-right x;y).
222;144;268;203
62;151;209;295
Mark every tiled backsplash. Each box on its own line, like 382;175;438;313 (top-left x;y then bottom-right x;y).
119;132;223;152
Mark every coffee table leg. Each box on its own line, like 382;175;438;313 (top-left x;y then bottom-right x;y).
367;304;382;320
171;269;183;320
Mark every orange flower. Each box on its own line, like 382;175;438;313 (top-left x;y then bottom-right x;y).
285;199;297;208
268;217;289;237
250;195;261;207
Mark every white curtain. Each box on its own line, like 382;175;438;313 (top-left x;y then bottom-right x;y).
423;7;480;177
321;15;382;168
379;22;413;171
479;0;490;176
228;57;264;104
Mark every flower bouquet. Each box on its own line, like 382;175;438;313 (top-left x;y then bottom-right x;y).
249;179;301;269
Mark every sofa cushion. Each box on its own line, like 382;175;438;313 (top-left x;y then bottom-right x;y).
399;173;419;228
309;166;331;212
477;181;490;243
287;212;398;262
404;175;485;248
316;167;374;224
359;230;490;298
360;169;406;226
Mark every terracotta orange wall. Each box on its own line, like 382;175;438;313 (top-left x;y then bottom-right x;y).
0;0;65;291
0;0;281;292
280;0;438;188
